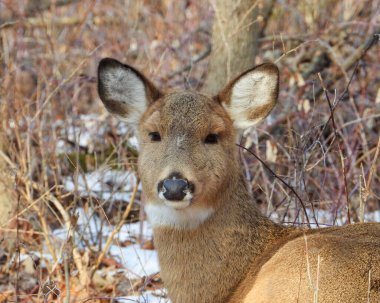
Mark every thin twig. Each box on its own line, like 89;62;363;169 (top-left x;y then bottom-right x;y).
14;190;21;303
63;253;70;303
166;45;211;79
339;149;351;224
318;71;355;224
31;44;103;122
367;269;372;303
305;31;379;101
237;143;311;227
366;136;380;192
91;177;140;273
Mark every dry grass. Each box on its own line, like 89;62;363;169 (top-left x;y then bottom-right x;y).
0;0;379;302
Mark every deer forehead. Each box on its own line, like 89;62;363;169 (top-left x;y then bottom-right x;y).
141;92;231;134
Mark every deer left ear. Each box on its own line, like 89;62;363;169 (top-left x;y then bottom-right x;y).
217;63;279;130
98;58;161;127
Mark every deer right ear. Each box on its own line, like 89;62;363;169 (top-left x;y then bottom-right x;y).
98;58;161;126
217;63;279;130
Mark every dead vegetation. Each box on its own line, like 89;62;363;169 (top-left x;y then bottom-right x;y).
0;0;379;302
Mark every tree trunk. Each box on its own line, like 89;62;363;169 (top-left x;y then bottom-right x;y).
204;0;276;95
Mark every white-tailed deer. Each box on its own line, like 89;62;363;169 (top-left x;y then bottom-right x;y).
97;58;380;303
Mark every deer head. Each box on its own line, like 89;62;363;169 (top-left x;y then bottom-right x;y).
98;58;279;229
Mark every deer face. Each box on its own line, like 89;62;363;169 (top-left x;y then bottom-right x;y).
137;91;236;209
98;58;279;229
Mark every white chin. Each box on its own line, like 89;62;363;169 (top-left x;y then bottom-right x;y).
163;200;191;209
158;191;193;209
145;202;215;229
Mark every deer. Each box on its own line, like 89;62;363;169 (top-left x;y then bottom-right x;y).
97;57;380;303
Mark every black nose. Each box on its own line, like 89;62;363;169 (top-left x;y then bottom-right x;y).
162;178;188;201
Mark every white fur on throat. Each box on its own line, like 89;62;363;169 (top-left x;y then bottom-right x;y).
225;70;277;129
145;203;215;230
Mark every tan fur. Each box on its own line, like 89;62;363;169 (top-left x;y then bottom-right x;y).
97;58;380;303
230;224;380;303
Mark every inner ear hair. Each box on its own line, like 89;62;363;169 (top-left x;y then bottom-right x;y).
216;63;279;129
97;58;162;125
218;63;279;105
98;58;161;103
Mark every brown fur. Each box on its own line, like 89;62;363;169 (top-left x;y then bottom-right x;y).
97;58;380;303
153;175;287;303
230;224;380;303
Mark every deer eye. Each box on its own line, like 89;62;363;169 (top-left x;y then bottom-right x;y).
149;132;161;142
204;134;219;144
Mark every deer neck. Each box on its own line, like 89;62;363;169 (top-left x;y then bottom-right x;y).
150;173;286;303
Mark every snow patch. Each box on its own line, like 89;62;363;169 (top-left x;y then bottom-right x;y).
269;208;380;228
116;289;170;303
109;244;160;279
63;168;139;202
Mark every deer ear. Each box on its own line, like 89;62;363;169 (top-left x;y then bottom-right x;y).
217;63;279;129
98;58;161;126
